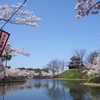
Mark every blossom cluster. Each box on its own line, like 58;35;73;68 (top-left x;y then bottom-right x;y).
0;68;53;80
75;0;100;18
0;3;41;27
84;56;100;76
0;43;30;79
2;43;30;57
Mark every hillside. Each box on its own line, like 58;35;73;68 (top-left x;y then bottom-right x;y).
56;69;88;79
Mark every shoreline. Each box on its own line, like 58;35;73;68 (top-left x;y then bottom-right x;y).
0;80;26;83
53;78;87;81
81;83;100;87
1;78;100;87
0;78;26;83
53;78;100;87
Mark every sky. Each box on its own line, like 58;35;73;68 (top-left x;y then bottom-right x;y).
0;0;100;70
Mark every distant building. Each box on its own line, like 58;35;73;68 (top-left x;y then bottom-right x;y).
68;56;84;69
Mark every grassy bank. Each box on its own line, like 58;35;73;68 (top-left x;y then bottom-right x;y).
56;69;88;79
54;69;100;86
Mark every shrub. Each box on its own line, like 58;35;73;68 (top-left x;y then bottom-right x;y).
87;75;100;83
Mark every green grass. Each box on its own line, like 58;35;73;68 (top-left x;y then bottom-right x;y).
87;75;100;83
56;69;88;79
55;69;100;85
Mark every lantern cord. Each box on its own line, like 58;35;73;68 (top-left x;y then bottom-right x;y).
0;0;27;30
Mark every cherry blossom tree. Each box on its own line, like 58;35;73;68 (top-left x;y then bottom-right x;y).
0;0;41;28
0;0;41;80
1;43;30;66
82;55;100;78
85;56;100;76
75;0;100;18
0;66;53;80
0;43;30;79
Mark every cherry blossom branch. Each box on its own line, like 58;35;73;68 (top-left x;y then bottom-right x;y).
0;1;41;27
85;0;100;14
75;0;100;18
1;0;27;29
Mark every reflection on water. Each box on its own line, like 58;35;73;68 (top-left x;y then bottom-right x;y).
0;79;100;100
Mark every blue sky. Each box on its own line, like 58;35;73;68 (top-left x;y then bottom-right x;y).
0;0;100;70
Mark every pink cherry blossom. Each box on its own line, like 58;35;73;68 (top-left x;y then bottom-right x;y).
75;0;100;18
0;2;41;27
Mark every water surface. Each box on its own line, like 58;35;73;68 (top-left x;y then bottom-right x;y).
0;79;100;100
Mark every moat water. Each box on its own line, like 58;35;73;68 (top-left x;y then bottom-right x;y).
0;79;100;100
